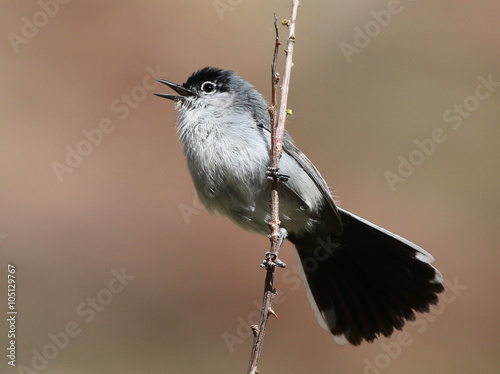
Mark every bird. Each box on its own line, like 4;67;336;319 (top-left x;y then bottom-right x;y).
155;67;444;345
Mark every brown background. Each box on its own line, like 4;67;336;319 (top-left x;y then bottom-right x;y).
1;1;499;373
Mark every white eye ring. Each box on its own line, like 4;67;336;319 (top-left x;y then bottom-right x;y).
201;81;216;94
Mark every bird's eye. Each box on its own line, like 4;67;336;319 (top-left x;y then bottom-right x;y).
201;81;216;94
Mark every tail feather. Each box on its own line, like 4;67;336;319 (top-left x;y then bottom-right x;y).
291;208;444;346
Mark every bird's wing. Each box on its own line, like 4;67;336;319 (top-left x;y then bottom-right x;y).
282;137;343;235
257;123;343;235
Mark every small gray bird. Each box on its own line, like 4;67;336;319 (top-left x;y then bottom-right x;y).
156;67;444;345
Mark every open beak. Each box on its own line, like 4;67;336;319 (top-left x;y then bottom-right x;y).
154;79;195;101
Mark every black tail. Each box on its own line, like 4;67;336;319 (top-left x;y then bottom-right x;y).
291;208;444;346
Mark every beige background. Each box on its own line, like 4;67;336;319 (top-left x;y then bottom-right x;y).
1;1;499;373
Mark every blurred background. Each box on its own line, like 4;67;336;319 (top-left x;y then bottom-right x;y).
1;1;499;373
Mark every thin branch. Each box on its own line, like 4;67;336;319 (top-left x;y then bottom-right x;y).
247;2;300;374
274;2;299;165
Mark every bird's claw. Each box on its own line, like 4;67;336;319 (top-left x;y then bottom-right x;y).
260;251;287;269
266;167;289;182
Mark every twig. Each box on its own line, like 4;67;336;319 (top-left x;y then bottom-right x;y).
247;2;300;374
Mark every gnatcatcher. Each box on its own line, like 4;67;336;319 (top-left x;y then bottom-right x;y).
156;67;444;345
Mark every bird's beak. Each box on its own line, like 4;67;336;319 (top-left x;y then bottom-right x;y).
155;79;195;101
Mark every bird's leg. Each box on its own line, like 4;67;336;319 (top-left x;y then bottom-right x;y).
260;227;287;269
266;166;289;182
